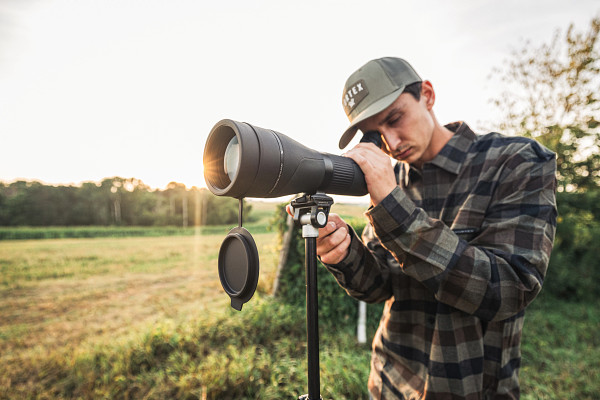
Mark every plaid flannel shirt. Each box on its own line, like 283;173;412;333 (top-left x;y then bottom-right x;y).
324;122;557;399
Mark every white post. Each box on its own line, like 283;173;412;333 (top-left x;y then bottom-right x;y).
357;300;367;344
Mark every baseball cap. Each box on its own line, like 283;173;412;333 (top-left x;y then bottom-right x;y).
339;57;422;149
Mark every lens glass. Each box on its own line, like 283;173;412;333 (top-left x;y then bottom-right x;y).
224;136;240;181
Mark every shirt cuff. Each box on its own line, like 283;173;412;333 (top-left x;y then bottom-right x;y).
365;186;418;235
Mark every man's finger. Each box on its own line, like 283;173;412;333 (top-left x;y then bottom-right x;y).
320;230;352;264
316;224;348;254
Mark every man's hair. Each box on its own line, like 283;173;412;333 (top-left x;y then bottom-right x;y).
403;81;422;101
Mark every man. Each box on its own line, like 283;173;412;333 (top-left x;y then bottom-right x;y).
318;57;557;398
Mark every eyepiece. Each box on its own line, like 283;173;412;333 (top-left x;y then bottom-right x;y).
360;131;383;148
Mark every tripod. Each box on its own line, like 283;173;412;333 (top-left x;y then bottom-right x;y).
291;192;334;400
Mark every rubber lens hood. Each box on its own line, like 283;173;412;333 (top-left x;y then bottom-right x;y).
218;226;259;311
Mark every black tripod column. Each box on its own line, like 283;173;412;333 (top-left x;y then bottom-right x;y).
302;217;321;399
292;193;332;400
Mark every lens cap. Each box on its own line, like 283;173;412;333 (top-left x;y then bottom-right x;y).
218;226;259;311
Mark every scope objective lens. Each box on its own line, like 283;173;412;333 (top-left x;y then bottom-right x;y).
224;136;240;181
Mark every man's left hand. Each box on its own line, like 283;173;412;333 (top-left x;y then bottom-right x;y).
344;143;397;206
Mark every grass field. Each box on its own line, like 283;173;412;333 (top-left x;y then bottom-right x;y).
0;231;280;398
1;201;598;399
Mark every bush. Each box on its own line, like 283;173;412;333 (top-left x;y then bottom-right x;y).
543;190;600;302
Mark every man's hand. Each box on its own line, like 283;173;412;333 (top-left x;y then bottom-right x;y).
315;214;351;264
344;143;397;206
286;206;351;264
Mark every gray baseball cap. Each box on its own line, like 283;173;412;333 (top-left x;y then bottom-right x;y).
339;57;422;149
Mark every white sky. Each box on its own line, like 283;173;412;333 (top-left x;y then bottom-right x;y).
1;0;598;196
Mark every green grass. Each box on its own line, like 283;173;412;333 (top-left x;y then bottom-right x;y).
0;223;276;241
0;204;598;399
520;295;600;399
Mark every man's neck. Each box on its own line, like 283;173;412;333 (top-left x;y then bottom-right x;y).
413;120;454;169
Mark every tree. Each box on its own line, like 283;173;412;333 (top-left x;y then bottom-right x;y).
489;16;600;192
489;16;600;302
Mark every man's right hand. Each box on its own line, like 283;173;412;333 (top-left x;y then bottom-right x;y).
286;206;352;264
316;213;352;264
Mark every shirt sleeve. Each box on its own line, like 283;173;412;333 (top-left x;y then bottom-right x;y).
321;223;395;303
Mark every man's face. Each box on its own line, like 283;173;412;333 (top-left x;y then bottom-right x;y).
357;83;435;167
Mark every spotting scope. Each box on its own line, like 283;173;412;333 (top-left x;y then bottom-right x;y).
203;119;368;198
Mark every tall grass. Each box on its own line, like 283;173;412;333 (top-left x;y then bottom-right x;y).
1;298;371;399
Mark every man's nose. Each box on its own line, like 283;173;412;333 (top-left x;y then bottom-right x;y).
381;130;401;152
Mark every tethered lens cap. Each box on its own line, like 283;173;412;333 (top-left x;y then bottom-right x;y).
218;226;259;311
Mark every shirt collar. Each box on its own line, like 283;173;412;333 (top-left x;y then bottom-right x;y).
424;121;477;175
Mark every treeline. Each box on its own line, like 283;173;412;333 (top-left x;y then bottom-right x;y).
0;177;251;227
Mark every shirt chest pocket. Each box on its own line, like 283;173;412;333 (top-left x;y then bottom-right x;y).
451;227;481;243
444;197;488;242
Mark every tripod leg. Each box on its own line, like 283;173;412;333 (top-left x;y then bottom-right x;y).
305;236;320;399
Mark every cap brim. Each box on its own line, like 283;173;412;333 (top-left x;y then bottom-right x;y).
338;88;404;149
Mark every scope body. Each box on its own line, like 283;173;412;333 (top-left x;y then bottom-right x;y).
203;119;368;198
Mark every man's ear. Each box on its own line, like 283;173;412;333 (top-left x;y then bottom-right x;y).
421;80;435;110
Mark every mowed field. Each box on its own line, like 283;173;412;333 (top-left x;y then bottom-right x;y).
1;233;279;351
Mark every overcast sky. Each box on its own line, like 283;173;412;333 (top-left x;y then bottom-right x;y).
1;0;598;196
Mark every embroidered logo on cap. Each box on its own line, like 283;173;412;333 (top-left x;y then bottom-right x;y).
343;79;369;116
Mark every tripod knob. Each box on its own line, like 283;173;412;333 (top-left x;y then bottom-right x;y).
315;211;327;227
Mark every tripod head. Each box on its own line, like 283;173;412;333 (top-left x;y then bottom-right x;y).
290;193;334;238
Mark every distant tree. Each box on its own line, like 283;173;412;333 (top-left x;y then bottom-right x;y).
9;181;53;225
126;180;157;226
97;178;119;225
0;183;8;225
73;182;107;225
489;16;600;192
165;182;189;228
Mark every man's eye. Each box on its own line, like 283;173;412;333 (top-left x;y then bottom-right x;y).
388;114;402;126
